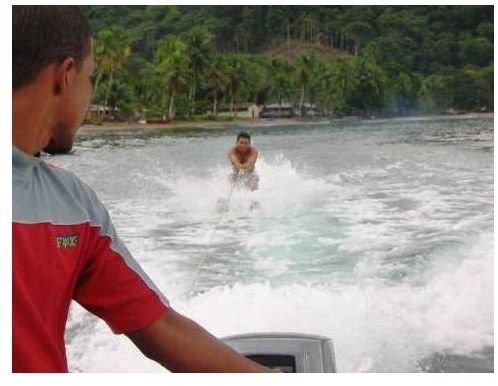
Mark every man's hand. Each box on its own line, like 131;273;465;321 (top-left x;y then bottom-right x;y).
234;162;244;171
126;309;272;372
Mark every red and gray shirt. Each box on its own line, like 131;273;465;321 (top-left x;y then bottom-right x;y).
12;146;169;372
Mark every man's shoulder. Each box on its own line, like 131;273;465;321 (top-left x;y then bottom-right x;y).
42;161;98;202
13;160;106;225
43;160;81;183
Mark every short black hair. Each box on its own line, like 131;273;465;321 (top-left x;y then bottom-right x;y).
236;132;251;141
13;6;91;90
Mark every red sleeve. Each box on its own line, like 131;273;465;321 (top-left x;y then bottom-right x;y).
73;226;168;334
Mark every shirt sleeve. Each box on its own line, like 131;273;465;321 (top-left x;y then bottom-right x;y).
73;182;169;334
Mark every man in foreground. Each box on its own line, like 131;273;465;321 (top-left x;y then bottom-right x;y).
12;5;269;373
227;132;260;191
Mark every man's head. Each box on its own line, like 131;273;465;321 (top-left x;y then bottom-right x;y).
235;132;251;154
13;6;94;154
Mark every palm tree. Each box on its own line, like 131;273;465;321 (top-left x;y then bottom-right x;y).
268;58;294;116
224;55;246;117
315;59;345;116
134;58;163;119
334;57;357;104
295;51;318;117
355;58;385;113
94;26;132;121
155;35;189;120
206;55;227;116
183;26;214;115
336;57;385;115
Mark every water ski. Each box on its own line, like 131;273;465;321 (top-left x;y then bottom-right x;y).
216;198;259;212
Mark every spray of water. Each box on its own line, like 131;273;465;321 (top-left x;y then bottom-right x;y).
64;150;492;372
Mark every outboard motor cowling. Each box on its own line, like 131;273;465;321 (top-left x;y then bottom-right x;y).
222;333;337;373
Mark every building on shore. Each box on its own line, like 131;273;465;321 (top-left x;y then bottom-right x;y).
260;103;296;118
84;104;119;123
214;103;262;119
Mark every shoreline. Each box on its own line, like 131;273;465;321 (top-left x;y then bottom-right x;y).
77;112;494;135
78;117;300;134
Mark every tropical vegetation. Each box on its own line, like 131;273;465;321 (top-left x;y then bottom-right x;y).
83;5;493;121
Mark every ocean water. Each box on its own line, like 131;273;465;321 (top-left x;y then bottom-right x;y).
50;115;493;372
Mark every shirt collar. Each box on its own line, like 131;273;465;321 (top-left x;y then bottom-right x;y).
12;145;42;170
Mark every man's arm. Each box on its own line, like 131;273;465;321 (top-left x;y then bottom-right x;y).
241;148;259;170
126;309;271;372
227;147;243;170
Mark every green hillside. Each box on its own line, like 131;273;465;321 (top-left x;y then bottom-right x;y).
82;5;493;120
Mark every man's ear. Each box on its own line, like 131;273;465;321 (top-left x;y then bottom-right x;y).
54;57;76;95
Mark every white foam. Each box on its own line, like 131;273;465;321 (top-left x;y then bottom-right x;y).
180;234;492;372
164;153;329;221
66;232;492;372
61;138;493;373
